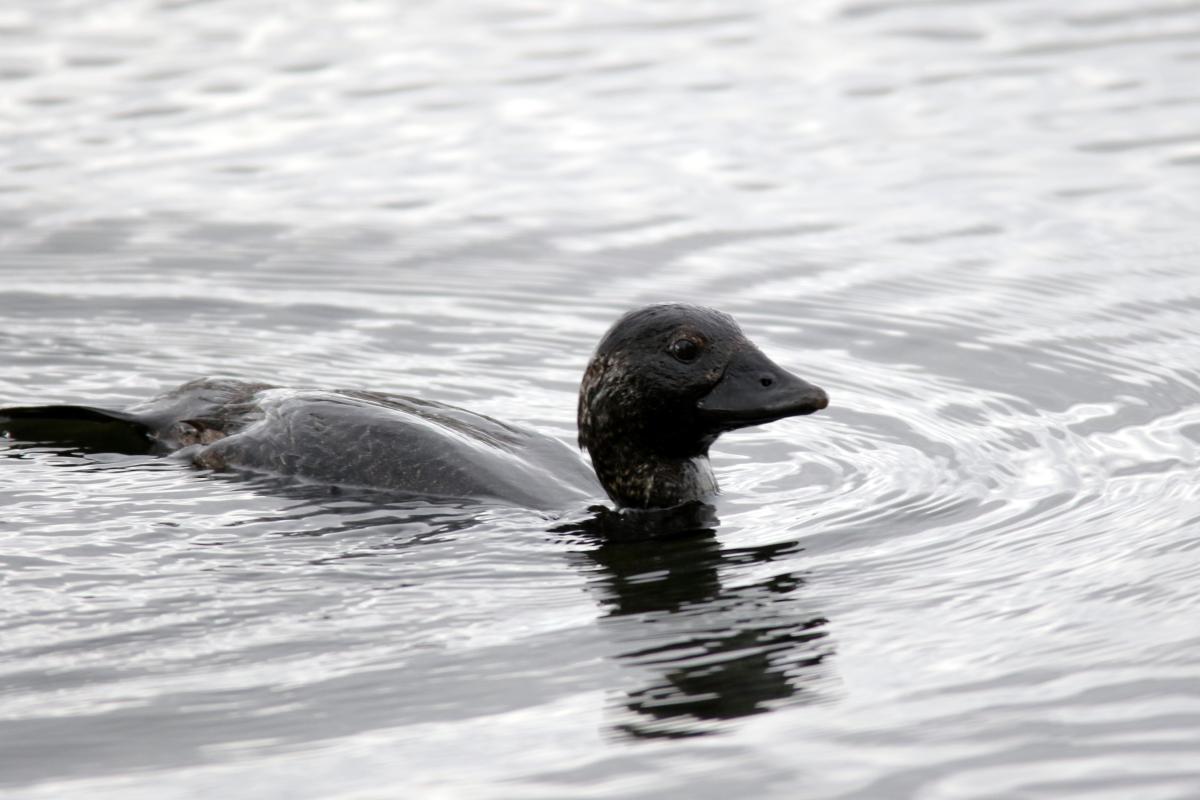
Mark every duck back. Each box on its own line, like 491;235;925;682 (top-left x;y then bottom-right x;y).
3;378;600;509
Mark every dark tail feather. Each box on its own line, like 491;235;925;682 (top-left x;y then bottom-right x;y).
0;405;155;454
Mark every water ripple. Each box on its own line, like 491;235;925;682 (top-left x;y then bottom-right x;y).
3;0;1200;798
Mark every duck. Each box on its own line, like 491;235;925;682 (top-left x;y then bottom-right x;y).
0;304;829;510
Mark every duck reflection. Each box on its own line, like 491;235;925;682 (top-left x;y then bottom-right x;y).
561;502;833;739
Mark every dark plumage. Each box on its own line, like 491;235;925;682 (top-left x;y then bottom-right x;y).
1;304;828;510
578;305;828;508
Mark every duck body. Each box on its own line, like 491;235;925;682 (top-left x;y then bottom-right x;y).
1;304;829;510
2;377;600;509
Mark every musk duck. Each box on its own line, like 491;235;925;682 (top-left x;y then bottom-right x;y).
1;304;828;510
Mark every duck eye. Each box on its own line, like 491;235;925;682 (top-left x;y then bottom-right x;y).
669;338;701;363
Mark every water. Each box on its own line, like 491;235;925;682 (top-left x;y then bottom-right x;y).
3;0;1200;797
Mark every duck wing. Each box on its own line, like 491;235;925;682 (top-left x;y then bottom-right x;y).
189;388;599;508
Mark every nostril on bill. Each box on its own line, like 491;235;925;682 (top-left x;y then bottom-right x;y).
759;375;774;388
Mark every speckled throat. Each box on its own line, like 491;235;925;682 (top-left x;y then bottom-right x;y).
585;438;718;509
577;350;720;508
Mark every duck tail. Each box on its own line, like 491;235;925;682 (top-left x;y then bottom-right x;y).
0;405;155;454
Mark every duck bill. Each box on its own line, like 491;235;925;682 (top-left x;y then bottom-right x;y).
696;344;829;430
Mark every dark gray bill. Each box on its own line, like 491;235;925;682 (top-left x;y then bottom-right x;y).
696;344;829;429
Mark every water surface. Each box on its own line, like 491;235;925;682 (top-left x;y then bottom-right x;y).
3;1;1200;797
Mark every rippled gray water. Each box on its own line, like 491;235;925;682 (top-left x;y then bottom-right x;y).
3;1;1200;797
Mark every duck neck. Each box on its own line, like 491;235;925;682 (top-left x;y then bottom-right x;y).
587;438;718;509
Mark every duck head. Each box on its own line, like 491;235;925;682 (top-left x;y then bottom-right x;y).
578;304;828;509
